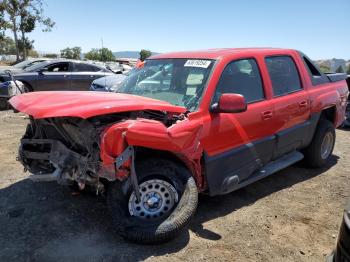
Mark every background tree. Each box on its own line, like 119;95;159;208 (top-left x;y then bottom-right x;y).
84;48;115;61
0;35;16;54
60;47;81;59
60;47;73;59
17;36;33;55
139;49;152;61
27;48;38;57
19;10;35;59
319;64;331;73
84;48;100;61
347;64;350;75
72;47;82;59
335;65;344;73
3;0;21;60
100;47;114;61
43;53;58;59
0;2;8;40
3;0;55;61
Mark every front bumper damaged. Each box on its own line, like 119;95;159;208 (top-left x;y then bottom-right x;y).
19;139;88;182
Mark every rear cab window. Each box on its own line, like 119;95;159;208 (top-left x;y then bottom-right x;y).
265;56;302;97
213;58;265;104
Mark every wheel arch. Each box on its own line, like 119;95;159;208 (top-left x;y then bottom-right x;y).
134;146;205;190
320;106;337;125
135;147;188;167
19;80;33;92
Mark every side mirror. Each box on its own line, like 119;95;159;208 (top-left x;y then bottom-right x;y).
211;93;247;113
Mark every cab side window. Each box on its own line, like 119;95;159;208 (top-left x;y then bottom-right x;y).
73;63;102;72
265;56;302;96
214;59;264;103
46;62;70;72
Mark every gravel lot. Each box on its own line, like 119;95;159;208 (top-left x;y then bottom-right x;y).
0;110;349;262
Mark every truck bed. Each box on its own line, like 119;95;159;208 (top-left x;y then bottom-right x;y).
326;73;347;83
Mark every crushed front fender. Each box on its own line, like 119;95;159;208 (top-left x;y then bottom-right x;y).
100;117;205;190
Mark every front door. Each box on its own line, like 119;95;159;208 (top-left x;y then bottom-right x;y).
202;58;275;195
36;62;71;91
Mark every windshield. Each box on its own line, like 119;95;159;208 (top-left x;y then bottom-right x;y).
13;60;45;69
117;59;214;111
13;60;32;68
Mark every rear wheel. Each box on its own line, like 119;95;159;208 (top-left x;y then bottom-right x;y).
107;158;198;244
303;119;335;168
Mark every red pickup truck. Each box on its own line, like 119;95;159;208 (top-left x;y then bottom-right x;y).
9;48;349;244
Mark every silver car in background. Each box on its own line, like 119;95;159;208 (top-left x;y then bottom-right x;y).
90;67;140;92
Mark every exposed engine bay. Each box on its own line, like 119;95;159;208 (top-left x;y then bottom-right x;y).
19;110;186;194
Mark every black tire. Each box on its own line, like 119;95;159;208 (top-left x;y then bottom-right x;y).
107;158;198;244
22;82;33;93
303;119;335;168
0;98;9;111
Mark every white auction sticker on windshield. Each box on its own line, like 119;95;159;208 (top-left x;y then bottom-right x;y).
184;60;211;68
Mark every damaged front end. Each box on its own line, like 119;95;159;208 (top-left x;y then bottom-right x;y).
18;109;200;194
19;116;104;192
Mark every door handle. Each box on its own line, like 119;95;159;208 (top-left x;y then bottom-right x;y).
261;110;273;120
299;100;308;108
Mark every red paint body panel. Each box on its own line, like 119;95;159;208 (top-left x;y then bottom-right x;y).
100;118;204;187
9;91;186;119
10;48;349;192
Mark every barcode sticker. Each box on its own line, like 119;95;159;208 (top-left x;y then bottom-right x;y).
184;60;211;68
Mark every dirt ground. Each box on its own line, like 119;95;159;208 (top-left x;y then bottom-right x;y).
0;110;349;262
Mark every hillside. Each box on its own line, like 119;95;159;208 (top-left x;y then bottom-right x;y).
113;51;159;59
315;58;350;73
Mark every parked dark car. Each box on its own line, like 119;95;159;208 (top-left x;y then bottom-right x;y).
327;198;350;262
0;59;113;92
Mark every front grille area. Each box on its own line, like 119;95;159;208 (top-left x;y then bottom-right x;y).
21;117;101;177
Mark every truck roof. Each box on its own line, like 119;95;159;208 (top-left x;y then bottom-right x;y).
150;48;296;60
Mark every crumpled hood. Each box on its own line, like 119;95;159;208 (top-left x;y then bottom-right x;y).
9;91;187;119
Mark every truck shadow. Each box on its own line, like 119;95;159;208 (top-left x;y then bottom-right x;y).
0;155;338;261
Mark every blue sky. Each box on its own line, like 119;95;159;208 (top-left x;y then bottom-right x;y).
17;0;350;59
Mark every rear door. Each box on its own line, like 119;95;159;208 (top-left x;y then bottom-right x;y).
35;62;71;91
264;55;312;159
70;63;108;90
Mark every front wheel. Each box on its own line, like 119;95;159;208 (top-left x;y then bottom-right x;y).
107;159;198;244
303;119;335;168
